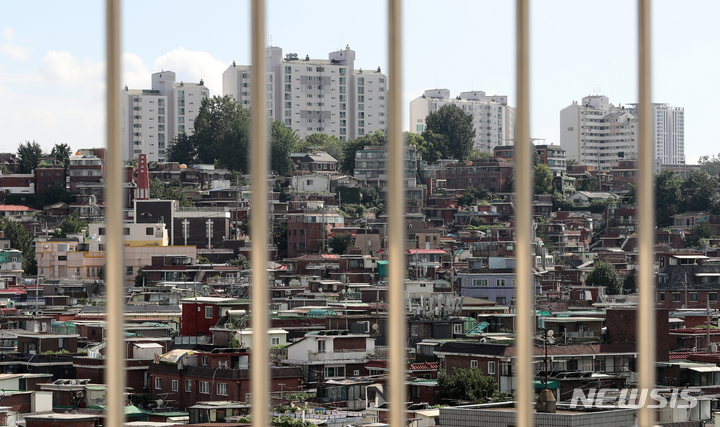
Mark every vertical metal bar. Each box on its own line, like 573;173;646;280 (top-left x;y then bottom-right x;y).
250;0;269;426
387;0;406;426
514;0;533;426
105;2;125;427
637;0;655;425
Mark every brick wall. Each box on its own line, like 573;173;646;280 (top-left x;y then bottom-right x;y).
605;308;670;362
333;337;366;351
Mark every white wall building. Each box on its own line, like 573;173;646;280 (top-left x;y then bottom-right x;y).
409;89;516;153
560;95;638;171
560;95;685;169
122;71;209;163
223;46;387;142
626;103;685;164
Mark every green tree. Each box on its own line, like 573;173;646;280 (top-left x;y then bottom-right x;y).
167;132;197;165
17;140;44;174
134;266;148;286
623;269;637;294
297;133;344;163
50;143;72;171
270;120;298;176
585;261;622;295
422;104;475;160
533;164;553;194
340;130;386;174
685;221;716;248
0;220;36;274
566;158;578;167
41;181;73;207
149;179;192;207
683;169;719;213
458;186;491;207
698;153;720;177
196;256;211;264
328;233;354;255
228;254;250;269
188;95;245;164
655;169;683;227
56;213;87;238
621;184;636;204
217;112;250;172
436;368;510;404
407;131;442;162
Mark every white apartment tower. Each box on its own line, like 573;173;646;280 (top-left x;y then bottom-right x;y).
122;71;209;162
409;89;516;153
223;46;387;142
627;103;685;164
560;95;638;171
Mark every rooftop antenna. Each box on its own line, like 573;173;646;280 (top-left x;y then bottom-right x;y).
161;50;164;72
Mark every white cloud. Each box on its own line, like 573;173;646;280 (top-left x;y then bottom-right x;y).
0;44;30;62
152;47;228;96
1;29;13;41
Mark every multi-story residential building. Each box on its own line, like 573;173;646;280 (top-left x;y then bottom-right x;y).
354;145;423;201
493;144;567;176
68;149;104;193
122;71;209;162
224;46;387;142
441;157;514;193
627;103;685;164
560;95;638;170
409;89;516;153
286;200;345;258
561;95;685;168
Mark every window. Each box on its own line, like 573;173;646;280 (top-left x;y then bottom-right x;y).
217;382;228;396
271;337;280;345
201;356;208;366
454;324;463;335
672;293;681;302
470;360;478;368
710;293;717;302
690;293;698;302
318;340;326;353
146;227;153;235
171;380;178;392
123;227;130;235
488;361;496;375
126;266;133;276
497;279;506;287
205;306;214;319
155;377;162;390
660;293;665;302
185;379;192;392
411;325;419;336
325;366;345;378
199;381;210;394
473;279;488;287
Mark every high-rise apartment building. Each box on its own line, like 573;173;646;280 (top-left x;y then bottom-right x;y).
122;71;209;162
223;46;387;142
409;89;516;153
560;95;638;171
560;95;685;170
627;103;685;164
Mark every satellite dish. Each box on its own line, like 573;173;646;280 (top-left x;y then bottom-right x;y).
156;398;164;407
372;323;379;332
546;329;556;344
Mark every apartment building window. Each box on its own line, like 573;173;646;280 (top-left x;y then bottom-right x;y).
472;279;488;287
199;381;210;394
205;306;213;319
470;360;478;368
271;337;280;345
690;293;698;302
217;383;228;396
185;379;192;392
710;293;717;302
325;366;345;378
171;380;178;392
672;293;681;302
660;293;665;302
155;377;162;390
488;361;496;375
126;266;133;276
497;279;506;287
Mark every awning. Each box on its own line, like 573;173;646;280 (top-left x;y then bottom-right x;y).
534;380;559;389
689;366;720;372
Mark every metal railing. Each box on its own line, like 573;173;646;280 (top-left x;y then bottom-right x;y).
102;1;656;427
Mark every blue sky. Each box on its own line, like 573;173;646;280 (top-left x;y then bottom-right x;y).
1;0;718;163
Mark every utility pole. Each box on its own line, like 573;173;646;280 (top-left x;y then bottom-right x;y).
206;219;213;249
